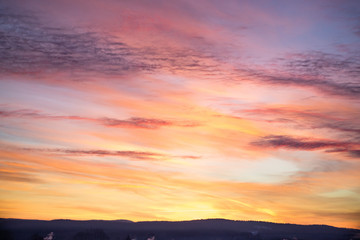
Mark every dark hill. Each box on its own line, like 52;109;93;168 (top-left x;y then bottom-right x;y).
0;218;359;240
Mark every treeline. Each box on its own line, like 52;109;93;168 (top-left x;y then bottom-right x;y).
1;218;359;240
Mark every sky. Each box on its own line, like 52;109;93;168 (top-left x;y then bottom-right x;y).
0;0;360;229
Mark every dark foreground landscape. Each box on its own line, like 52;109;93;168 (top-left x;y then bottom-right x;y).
1;219;359;240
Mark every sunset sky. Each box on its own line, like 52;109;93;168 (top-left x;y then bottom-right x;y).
1;0;360;229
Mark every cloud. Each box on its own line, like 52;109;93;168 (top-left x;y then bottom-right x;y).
348;150;360;158
251;135;355;151
241;107;360;139
0;170;44;183
236;50;360;99
2;7;359;101
251;134;360;158
73;206;117;214
0;108;199;129
19;147;200;161
176;155;202;159
239;68;360;99
333;0;360;38
326;148;360;159
20;147;165;161
0;108;90;121
314;210;360;224
0;8;152;77
0;7;220;80
283;51;360;80
101;117;171;129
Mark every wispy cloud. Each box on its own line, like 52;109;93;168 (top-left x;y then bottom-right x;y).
326;148;360;158
0;169;44;183
101;117;171;129
19;147;201;161
283;51;360;80
1;6;359;100
0;108;199;129
21;147;166;160
241;107;360;139
251;135;358;152
0;10;151;78
0;7;219;80
238;65;360;99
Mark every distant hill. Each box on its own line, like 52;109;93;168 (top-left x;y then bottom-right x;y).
1;218;359;240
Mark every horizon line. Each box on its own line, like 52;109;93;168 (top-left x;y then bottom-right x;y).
2;217;357;230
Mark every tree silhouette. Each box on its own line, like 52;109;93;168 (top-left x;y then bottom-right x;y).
0;230;14;240
29;233;43;240
72;229;109;240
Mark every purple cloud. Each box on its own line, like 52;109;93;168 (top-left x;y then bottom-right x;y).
251;135;354;150
0;108;199;129
20;147;200;161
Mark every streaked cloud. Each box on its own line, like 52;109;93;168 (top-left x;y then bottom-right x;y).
2;5;359;100
251;135;357;152
0;170;44;183
0;8;149;77
0;108;199;129
241;106;360;139
18;147;200;161
237;53;360;99
0;7;219;80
